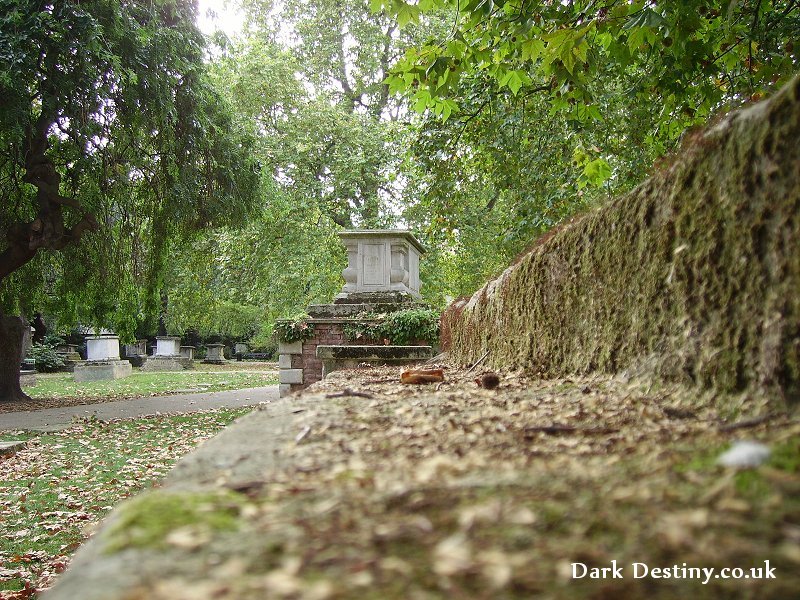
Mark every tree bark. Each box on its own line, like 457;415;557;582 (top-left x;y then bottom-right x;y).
0;313;32;403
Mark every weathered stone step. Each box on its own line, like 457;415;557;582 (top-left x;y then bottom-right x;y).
316;344;433;377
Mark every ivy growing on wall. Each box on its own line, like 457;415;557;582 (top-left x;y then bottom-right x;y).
273;317;316;344
343;308;441;346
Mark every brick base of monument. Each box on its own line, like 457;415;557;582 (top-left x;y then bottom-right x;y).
277;304;433;398
278;321;347;396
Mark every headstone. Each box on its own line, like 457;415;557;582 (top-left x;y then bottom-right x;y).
74;334;132;382
234;342;248;355
179;346;195;360
203;343;226;364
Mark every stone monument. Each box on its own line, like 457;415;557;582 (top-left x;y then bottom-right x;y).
123;340;147;358
123;339;147;367
141;336;191;371
74;333;132;382
203;343;226;364
336;229;424;302
278;229;433;397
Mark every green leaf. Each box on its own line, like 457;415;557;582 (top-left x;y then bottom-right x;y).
413;89;432;113
583;158;612;186
396;3;420;27
521;37;545;61
504;70;529;95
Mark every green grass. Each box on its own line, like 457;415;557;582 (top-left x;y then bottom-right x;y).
25;369;277;402
0;409;250;595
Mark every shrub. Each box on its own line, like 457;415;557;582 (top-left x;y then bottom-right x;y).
42;333;66;347
383;308;441;345
343;308;440;346
27;343;66;373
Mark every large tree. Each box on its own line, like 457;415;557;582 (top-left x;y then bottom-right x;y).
0;0;259;402
380;0;799;301
159;0;447;340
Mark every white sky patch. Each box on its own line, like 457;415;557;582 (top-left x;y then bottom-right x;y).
196;0;245;37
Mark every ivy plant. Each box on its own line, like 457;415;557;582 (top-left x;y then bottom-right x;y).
273;317;316;344
343;308;441;346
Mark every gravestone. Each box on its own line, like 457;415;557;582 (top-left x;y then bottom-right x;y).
278;229;433;397
74;334;132;382
203;343;226;364
141;336;191;371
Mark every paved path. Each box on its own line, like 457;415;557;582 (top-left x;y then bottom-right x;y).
0;386;279;431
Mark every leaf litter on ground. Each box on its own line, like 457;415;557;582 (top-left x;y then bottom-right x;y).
0;408;251;598
110;366;800;599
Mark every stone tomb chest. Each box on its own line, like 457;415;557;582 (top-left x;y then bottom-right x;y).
203;343;226;364
154;336;181;357
74;334;132;382
337;230;424;301
86;334;121;361
141;336;191;371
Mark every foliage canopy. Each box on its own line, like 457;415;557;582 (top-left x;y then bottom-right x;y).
0;0;259;338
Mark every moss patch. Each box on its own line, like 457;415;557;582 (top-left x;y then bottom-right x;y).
102;490;246;553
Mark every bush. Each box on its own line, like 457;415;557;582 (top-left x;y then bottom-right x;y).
27;343;66;373
384;308;441;345
42;333;66;347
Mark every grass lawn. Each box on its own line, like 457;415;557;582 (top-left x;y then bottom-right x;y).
0;408;251;598
28;370;276;400
3;367;278;414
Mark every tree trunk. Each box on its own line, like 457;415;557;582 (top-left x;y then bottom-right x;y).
0;313;32;403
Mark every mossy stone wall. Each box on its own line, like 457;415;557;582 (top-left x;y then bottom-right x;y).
443;75;800;403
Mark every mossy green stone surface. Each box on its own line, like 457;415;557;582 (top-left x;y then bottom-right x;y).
443;75;800;409
103;490;246;552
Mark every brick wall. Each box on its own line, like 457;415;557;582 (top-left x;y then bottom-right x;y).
290;322;349;391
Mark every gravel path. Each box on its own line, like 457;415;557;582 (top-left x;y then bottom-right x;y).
0;386;278;431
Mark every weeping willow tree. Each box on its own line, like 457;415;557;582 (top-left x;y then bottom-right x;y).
0;0;259;402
